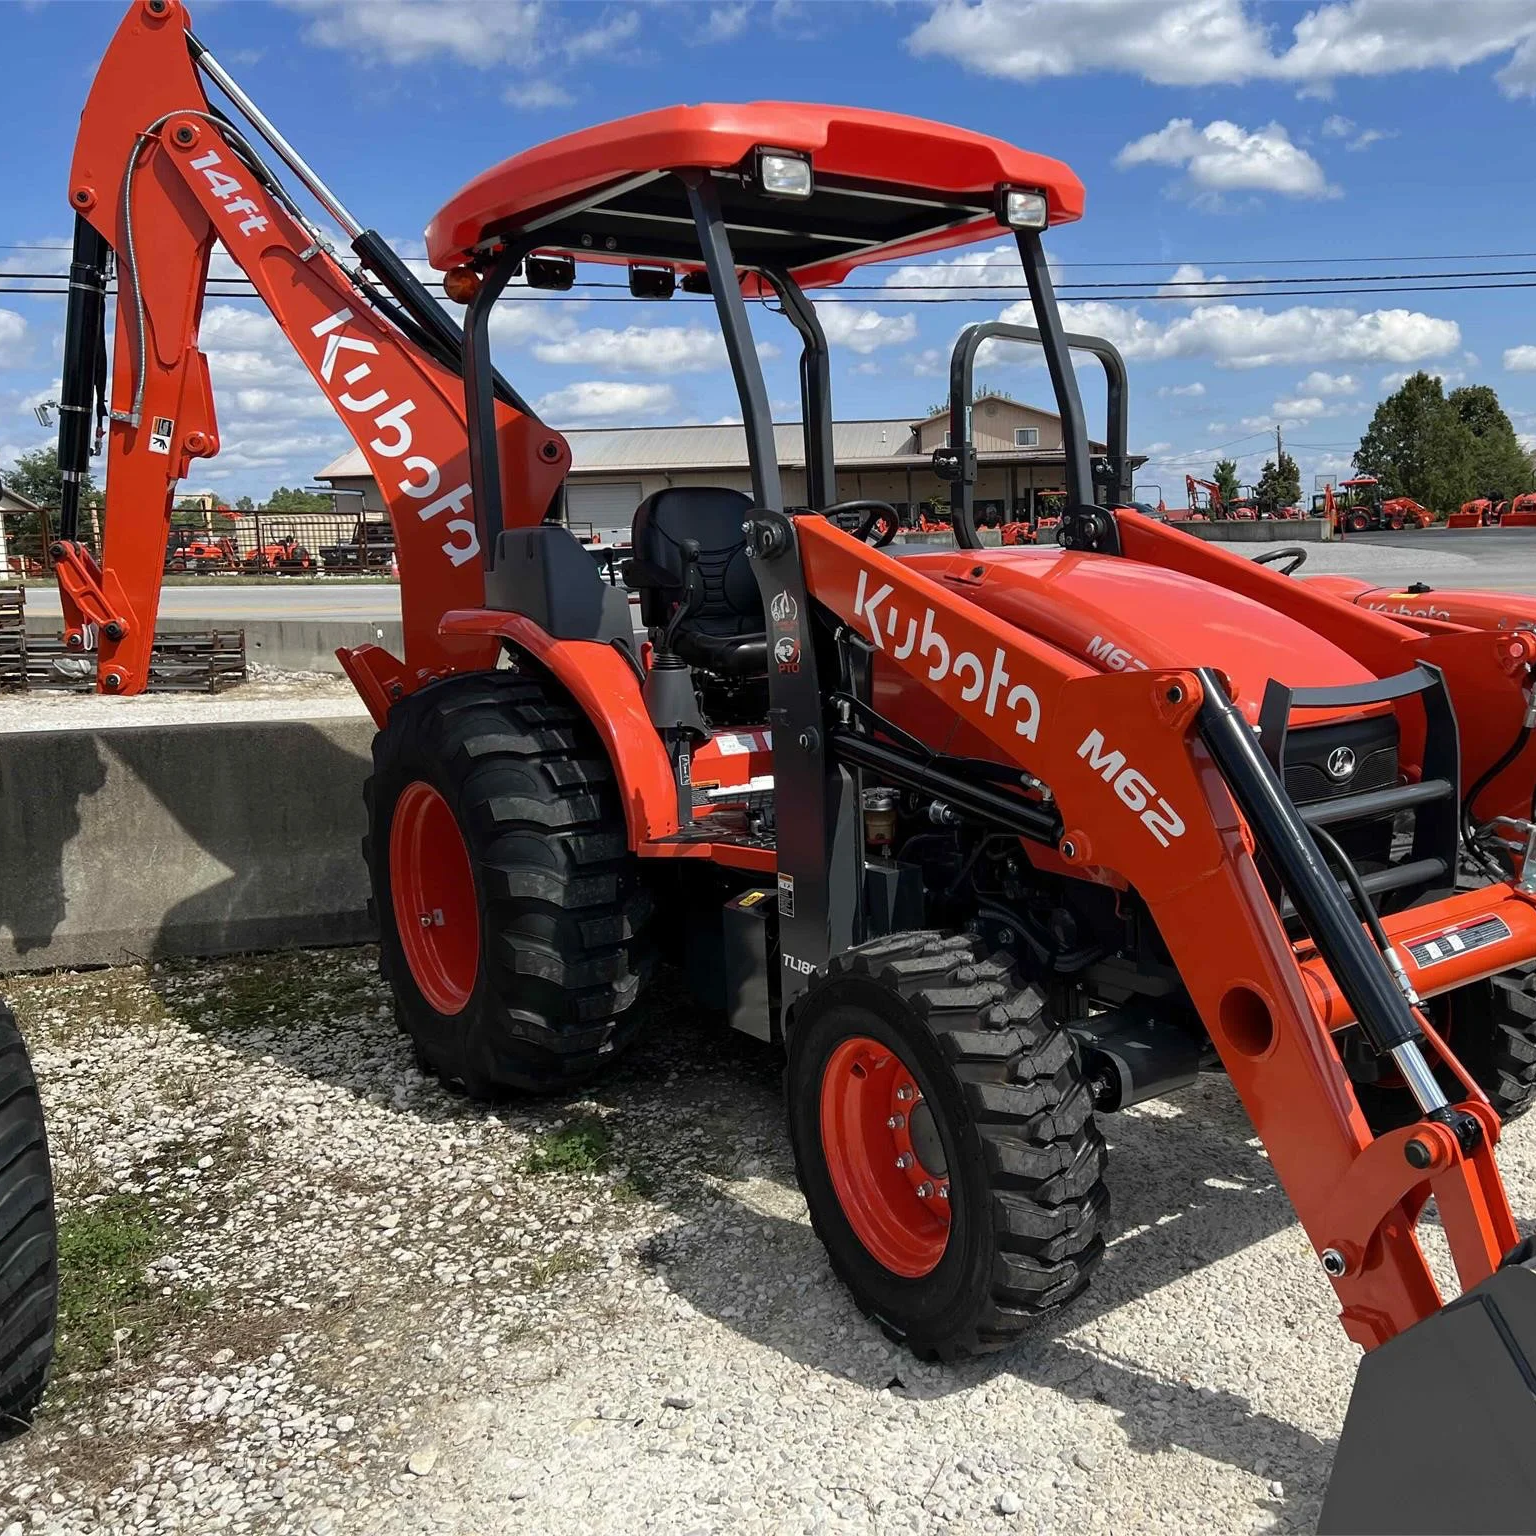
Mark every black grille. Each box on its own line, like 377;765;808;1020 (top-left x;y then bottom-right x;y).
1283;713;1399;806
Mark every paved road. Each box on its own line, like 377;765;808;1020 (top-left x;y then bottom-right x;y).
20;527;1536;619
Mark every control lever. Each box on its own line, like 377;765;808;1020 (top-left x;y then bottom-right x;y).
661;538;702;655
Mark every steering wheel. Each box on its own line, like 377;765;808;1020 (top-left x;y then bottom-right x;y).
1253;544;1308;576
823;499;900;547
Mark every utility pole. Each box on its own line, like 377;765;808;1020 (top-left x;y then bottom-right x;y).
1276;423;1283;466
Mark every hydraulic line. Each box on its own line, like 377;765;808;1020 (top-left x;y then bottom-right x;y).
1461;693;1536;880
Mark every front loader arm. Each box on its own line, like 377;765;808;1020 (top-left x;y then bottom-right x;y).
798;516;1519;1350
61;0;570;696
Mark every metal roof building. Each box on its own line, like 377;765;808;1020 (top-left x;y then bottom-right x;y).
316;394;1129;541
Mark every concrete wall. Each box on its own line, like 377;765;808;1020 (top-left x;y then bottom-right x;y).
1173;517;1332;543
25;616;404;676
0;717;375;972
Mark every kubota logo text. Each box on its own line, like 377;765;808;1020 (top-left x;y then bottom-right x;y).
311;309;478;568
1077;729;1186;848
852;570;1041;741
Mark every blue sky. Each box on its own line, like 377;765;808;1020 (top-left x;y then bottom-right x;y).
6;0;1536;503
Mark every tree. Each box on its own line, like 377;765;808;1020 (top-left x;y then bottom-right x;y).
1448;385;1531;501
1211;458;1241;509
234;496;254;512
924;384;1017;416
1355;372;1476;513
264;485;331;513
1254;451;1300;515
1;446;101;511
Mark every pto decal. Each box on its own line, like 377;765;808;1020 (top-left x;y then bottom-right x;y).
311;309;478;568
852;569;1041;741
1077;729;1186;848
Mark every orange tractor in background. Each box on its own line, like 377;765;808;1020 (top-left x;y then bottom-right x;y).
22;5;1536;1527
1321;476;1435;534
1449;492;1536;529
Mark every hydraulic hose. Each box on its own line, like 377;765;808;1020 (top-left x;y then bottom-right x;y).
1461;704;1535;880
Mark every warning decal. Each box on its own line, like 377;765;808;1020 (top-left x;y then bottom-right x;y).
148;416;174;455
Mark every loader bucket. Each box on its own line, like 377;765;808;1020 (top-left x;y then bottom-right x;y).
1320;1258;1536;1534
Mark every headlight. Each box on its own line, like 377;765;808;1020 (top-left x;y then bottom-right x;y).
756;148;813;199
997;186;1049;231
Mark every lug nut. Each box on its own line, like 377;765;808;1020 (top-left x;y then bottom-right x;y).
895;1152;914;1169
886;1114;905;1130
419;914;433;928
937;1183;950;1201
895;1084;915;1102
916;1181;934;1199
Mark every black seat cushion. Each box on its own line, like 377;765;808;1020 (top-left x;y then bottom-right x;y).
630;488;765;675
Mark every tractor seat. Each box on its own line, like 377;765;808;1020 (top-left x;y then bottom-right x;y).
626;487;766;676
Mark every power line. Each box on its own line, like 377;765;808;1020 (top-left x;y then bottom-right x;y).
9;277;1536;304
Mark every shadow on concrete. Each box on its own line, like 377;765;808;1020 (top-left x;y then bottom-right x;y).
0;731;108;958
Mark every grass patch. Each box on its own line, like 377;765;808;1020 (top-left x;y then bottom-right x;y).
159;951;381;1036
611;1163;658;1204
55;1195;203;1383
525;1246;591;1289
523;1116;610;1175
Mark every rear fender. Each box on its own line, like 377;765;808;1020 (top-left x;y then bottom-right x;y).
438;609;676;847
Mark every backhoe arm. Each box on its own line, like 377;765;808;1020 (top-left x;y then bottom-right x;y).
60;0;570;696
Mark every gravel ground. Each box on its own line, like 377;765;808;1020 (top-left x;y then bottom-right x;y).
3;948;1529;1534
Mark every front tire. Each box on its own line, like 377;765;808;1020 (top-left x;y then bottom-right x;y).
786;933;1108;1360
365;671;653;1096
0;1004;56;1434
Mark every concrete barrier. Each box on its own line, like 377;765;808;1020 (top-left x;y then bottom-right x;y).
25;616;403;676
0;716;375;972
1173;517;1332;543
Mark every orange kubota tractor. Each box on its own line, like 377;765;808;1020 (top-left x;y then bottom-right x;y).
27;4;1536;1522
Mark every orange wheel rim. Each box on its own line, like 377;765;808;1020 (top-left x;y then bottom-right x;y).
819;1035;951;1278
389;780;479;1015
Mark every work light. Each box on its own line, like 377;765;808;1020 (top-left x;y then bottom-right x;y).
755;148;813;199
997;186;1049;231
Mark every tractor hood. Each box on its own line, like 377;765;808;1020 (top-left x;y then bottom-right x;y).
900;547;1376;723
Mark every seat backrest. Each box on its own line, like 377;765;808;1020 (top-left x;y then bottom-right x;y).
484;525;633;643
631;487;761;634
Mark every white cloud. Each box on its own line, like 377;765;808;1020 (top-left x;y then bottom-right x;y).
1157;264;1247;301
1157;381;1206;397
702;3;752;41
503;80;573;110
1117;118;1337;199
906;0;1536;97
284;0;544;66
0;311;28;366
1270;395;1329;420
1016;296;1460;371
534;380;677;424
1380;366;1465;391
1298;370;1359;395
1320;112;1392;150
813;304;918;355
561;10;638;61
882;242;1023;297
532;323;777;373
1506;345;1536;371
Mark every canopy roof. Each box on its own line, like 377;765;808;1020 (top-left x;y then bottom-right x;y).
425;103;1083;288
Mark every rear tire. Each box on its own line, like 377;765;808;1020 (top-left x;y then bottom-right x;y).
365;671;653;1096
0;1004;56;1435
786;933;1107;1360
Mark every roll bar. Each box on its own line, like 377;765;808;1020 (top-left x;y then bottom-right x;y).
939;317;1130;550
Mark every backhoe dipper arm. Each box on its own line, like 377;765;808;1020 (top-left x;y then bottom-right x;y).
61;0;570;696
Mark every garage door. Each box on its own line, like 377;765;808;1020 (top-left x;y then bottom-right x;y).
566;481;642;545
